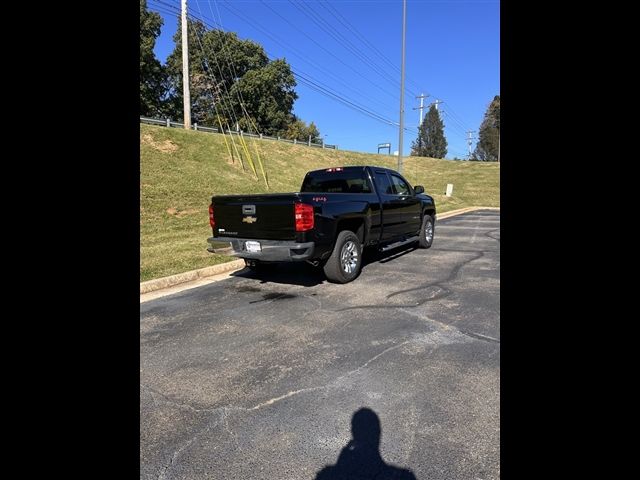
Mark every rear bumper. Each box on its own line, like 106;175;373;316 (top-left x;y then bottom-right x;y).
208;237;315;262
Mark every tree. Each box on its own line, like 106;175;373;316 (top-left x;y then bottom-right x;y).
474;95;500;161
229;59;298;136
283;117;321;142
410;105;447;158
140;0;167;117
164;20;298;135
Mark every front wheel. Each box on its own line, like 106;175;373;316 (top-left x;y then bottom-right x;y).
418;215;435;249
323;230;363;284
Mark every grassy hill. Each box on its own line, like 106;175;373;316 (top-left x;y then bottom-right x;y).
140;124;499;281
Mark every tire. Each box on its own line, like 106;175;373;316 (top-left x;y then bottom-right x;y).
323;230;363;284
418;214;435;249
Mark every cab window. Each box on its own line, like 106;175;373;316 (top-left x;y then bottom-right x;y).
372;171;394;195
390;174;411;195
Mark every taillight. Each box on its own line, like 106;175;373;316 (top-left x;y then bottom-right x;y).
209;204;215;229
295;203;314;232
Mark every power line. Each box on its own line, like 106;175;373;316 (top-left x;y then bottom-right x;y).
201;0;262;134
158;0;478;135
148;1;181;19
159;0;397;125
319;0;399;73
441;111;469;139
294;72;397;126
318;0;422;97
189;20;246;167
196;2;399;126
252;0;396;110
151;0;475;153
216;0;402;105
289;0;409;95
194;0;269;182
179;2;402;128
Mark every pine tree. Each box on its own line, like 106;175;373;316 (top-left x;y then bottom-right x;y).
410;105;447;158
474;95;500;161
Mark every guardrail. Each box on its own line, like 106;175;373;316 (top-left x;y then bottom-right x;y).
140;116;337;149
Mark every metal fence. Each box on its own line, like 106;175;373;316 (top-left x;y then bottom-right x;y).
140;116;338;150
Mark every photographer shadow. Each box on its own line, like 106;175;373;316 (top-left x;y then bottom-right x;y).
315;408;417;480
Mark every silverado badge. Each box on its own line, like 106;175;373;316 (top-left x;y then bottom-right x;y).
242;216;257;224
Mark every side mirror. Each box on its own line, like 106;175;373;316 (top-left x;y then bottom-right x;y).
414;185;424;195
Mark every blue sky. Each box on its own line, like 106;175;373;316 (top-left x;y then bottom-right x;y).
149;0;499;158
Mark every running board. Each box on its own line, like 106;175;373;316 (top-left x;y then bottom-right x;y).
379;236;419;252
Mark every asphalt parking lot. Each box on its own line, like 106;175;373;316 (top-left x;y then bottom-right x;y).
140;210;500;479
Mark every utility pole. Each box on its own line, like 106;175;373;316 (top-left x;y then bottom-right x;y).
397;0;407;174
498;130;500;163
181;0;191;129
466;130;475;160
431;99;443;110
413;93;429;126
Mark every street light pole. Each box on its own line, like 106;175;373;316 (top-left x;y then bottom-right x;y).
397;0;407;174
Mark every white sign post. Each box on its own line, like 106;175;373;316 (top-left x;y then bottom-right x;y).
445;184;454;196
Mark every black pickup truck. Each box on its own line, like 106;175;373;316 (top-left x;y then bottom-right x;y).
207;166;436;283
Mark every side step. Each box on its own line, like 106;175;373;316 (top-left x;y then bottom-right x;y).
379;236;419;252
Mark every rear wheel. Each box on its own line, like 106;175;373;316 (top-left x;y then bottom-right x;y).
418;215;435;249
323;230;363;283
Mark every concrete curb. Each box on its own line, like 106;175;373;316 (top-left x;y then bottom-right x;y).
140;259;246;294
139;206;499;295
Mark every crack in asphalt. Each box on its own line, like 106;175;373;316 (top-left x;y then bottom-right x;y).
458;330;500;344
156;409;228;480
336;251;484;312
398;308;499;344
145;216;501;478
144;310;498;478
485;228;500;242
141;383;217;413
334;249;501;345
246;386;326;411
221;408;244;455
387;251;484;299
145;339;411;479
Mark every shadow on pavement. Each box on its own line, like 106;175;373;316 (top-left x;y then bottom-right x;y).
315;408;417;480
230;262;326;287
230;243;419;287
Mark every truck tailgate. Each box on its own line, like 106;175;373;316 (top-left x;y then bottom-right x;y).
213;194;298;240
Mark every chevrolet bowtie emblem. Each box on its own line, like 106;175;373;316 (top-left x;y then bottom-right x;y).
242;216;257;224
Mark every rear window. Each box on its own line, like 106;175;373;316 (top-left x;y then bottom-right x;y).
301;169;372;193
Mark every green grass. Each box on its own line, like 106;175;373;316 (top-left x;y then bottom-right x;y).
140;124;500;281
